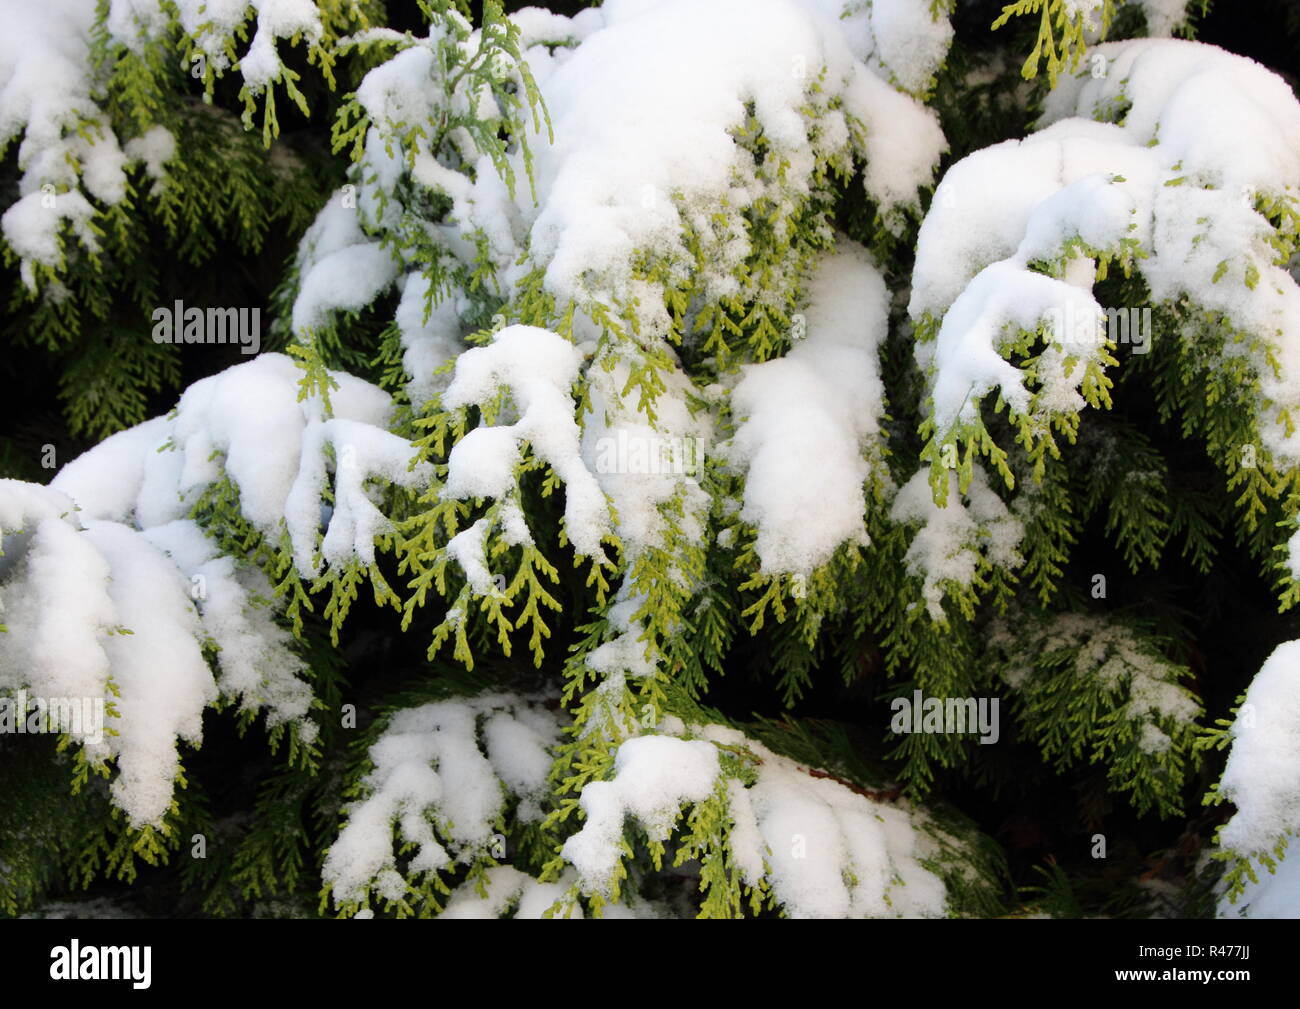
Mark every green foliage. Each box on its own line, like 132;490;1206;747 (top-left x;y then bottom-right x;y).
6;0;1297;922
992;0;1116;85
988;611;1202;817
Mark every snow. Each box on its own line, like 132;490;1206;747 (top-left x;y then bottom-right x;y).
721;241;889;575
914;124;1115;321
2;191;100;284
322;694;562;907
1038;41;1300;474
14;0;1297;920
993;611;1202;730
2;1;321;284
445;517;496;596
285;417;433;574
906;37;1300;591
506;0;944;326
108;1;324;89
236;1;323;91
1221;844;1300;919
510;6;599;51
562;735;721;893
578;352;711;558
583;597;658;681
1134;1;1194;37
1040;39;1300;197
82;520;219;826
168;355;396;552
890;468;1024;619
1061;0;1107;31
311;0;945;375
105;0;171;48
1218;641;1300;860
0;1;127;282
394;272;464;409
50;418;173;525
809;0;954;97
904;132;1165;578
280;0;952;602
291;243;399;336
291;192;400;335
22;898;143;919
55;353;420;582
123;125;176;184
143;519;313;733
442;325;612;560
481;707;554;820
354;43;443;149
928;258;1109;432
0;478;80;534
561;720;957;917
2;353;437;825
0;502;114;758
440;865;582;919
